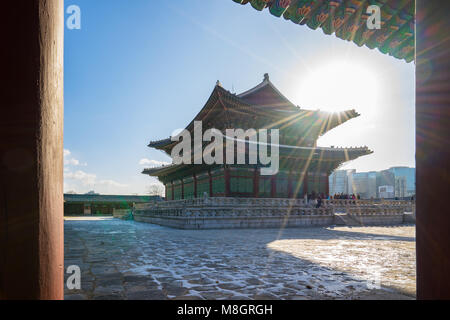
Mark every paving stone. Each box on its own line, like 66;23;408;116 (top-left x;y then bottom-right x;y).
125;290;167;300
94;285;123;295
64;219;416;300
97;278;123;287
171;295;204;300
246;278;264;286
217;283;245;291
200;291;234;300
65;294;88;300
93;294;123;300
252;293;279;300
123;275;152;283
162;285;189;296
190;285;216;292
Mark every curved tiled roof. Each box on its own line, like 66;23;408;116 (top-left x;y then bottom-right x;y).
232;0;414;63
147;75;360;153
237;73;299;110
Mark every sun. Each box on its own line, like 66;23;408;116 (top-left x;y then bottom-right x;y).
294;60;380;114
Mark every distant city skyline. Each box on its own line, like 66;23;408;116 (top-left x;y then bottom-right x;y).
64;0;415;195
329;166;415;199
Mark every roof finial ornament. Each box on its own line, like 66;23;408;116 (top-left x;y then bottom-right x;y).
263;73;269;81
216;80;222;87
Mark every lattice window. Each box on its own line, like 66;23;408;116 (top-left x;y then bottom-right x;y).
165;183;173;200
196;173;210;197
183;176;195;199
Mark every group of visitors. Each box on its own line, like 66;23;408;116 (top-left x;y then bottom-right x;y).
302;192;362;208
303;192;327;208
331;193;361;200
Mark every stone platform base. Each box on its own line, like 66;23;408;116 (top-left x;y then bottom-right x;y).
133;197;414;230
134;214;334;229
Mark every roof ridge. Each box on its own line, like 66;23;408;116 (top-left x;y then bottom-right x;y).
237;74;298;109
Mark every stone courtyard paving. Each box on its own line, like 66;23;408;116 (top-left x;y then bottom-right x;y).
64;217;416;300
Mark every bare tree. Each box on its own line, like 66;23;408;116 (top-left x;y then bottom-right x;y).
146;184;165;197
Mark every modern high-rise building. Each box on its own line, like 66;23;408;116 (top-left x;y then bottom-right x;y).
375;170;395;197
348;171;377;199
394;176;407;198
388;166;415;196
379;185;395;199
329;167;415;199
329;169;354;195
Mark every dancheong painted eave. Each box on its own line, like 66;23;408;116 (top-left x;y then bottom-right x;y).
148;74;362;156
142;144;373;178
232;0;415;63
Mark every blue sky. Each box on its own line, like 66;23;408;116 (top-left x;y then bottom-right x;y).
64;0;415;195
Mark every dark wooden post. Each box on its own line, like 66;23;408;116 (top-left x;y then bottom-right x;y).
181;179;184;199
288;171;293;198
253;168;260;198
208;170;213;197
165;183;169;200
304;171;308;195
416;0;450;299
270;174;277;198
193;174;197;199
224;166;231;197
0;1;64;299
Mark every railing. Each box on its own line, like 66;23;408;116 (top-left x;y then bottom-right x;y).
134;197;415;210
134;206;334;218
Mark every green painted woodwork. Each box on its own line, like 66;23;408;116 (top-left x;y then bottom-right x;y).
196;173;210;197
211;169;225;195
291;174;305;198
183;176;195;199
275;171;289;197
259;176;271;197
230;167;254;194
173;180;182;200
165;183;173;200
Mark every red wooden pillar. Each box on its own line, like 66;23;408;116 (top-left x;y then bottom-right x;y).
171;181;174;201
416;0;450;299
0;0;64;300
325;173;330;196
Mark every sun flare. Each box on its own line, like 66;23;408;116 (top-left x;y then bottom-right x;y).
295;60;380;114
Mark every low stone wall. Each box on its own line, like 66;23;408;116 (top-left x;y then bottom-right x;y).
133;197;415;229
113;209;132;219
403;212;416;224
135;214;334;229
347;213;405;226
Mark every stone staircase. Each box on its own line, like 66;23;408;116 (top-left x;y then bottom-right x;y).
333;213;363;227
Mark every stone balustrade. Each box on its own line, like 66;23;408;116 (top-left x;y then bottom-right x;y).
322;199;414;208
134;197;414;211
345;206;405;216
135;206;334;218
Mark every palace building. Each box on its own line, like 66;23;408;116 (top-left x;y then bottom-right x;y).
143;74;372;200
